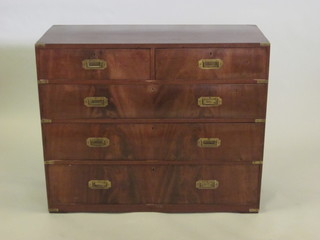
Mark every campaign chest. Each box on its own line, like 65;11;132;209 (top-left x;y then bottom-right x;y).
35;25;270;213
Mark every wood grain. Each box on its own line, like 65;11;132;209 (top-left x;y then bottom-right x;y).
39;83;267;120
46;163;260;206
48;204;260;213
42;123;265;161
36;25;270;213
37;49;150;80
156;48;269;80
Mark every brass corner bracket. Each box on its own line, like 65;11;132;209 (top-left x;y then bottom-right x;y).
255;79;268;84
255;119;266;123
38;79;49;84
252;161;263;165
260;42;270;47
48;208;59;213
36;42;46;48
41;119;52;123
249;208;259;213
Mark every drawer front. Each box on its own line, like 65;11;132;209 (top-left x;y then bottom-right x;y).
43;123;264;161
37;49;150;80
156;48;269;80
46;164;260;205
39;84;267;119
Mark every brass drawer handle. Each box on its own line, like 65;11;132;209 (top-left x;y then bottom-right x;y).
88;180;112;189
198;96;222;107
197;138;221;148
196;180;219;189
84;97;108;107
86;137;110;147
82;59;107;70
198;59;223;69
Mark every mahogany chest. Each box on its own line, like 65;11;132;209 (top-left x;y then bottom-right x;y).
35;25;270;213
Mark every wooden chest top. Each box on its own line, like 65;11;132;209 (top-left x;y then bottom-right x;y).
36;25;269;47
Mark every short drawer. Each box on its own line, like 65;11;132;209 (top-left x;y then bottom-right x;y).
39;84;267;119
43;123;264;161
156;48;269;80
46;163;260;206
36;49;150;80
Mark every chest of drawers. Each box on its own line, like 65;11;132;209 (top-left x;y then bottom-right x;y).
35;25;270;213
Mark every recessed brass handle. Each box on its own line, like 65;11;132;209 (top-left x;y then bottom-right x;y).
86;137;110;147
196;180;219;189
198;59;223;69
82;59;107;70
197;138;221;148
84;97;108;107
88;180;112;189
198;96;222;107
83;97;108;107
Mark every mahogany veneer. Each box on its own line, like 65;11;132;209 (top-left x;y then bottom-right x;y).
43;123;264;161
36;25;270;213
39;84;267;119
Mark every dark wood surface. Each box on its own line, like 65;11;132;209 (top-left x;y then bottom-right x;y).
37;47;269;81
36;25;269;46
37;48;150;80
39;83;267;119
48;204;260;213
46;164;260;206
156;48;269;80
43;123;264;161
36;25;269;213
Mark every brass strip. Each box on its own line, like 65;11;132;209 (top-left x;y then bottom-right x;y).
197;138;221;148
255;119;266;123
44;160;56;165
255;79;268;84
38;79;49;84
196;180;219;189
260;42;270;47
49;208;59;213
198;59;223;69
252;161;263;165
249;208;259;213
88;180;112;189
198;96;222;107
41;119;52;123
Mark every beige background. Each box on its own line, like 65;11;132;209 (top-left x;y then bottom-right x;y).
1;0;320;239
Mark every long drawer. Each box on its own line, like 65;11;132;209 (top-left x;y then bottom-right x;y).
43;123;265;161
37;48;151;80
39;84;267;119
46;163;260;206
156;48;269;80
